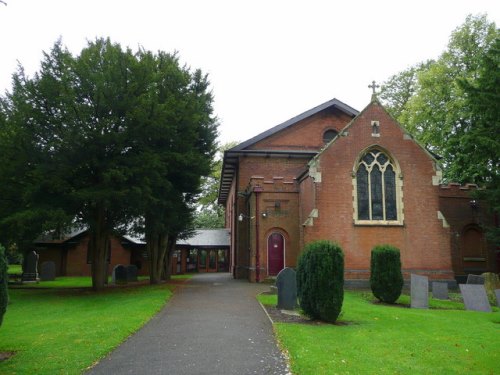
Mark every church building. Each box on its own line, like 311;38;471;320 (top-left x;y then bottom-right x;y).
218;94;498;286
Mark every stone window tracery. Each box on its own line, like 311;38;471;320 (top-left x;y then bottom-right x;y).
354;148;402;224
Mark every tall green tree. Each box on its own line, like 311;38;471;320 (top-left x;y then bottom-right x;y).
382;14;498;183
380;14;499;244
125;51;218;283
1;39;218;289
459;36;500;243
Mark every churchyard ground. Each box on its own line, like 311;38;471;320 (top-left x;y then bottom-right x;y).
259;292;499;374
0;273;190;375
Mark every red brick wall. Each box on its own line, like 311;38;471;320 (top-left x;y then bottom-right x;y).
302;102;454;281
439;184;498;277
249;109;352;151
40;234;148;277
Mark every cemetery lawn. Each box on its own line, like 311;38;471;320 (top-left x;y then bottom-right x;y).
0;279;185;375
260;292;500;375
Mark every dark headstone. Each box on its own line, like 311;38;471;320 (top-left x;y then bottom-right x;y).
459;284;492;312
276;267;297;310
40;261;56;281
495;289;500;308
466;274;485;285
126;265;138;282
22;250;39;282
432;281;448;300
112;264;127;285
410;274;429;309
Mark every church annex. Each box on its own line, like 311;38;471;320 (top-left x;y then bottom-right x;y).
218;96;498;285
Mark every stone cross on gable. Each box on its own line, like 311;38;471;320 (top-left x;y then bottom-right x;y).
368;80;380;94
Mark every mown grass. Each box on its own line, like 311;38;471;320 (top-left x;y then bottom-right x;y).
0;276;190;375
259;292;500;375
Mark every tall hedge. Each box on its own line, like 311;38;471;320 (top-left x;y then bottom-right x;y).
296;240;344;323
370;244;404;304
0;245;8;327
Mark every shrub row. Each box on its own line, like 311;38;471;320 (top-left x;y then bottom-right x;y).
296;241;403;323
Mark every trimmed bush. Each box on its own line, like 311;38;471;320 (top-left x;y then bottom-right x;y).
370;244;404;303
0;245;8;327
296;240;344;323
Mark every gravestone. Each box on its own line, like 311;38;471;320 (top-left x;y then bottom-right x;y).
481;273;500;302
410;274;429;309
112;264;127;285
466;274;485;285
495;289;500;308
126;265;138;282
40;261;56;281
22;250;39;282
432;281;448;300
459;284;492;312
276;267;297;310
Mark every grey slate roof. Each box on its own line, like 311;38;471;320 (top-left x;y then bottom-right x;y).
124;229;230;247
177;229;230;247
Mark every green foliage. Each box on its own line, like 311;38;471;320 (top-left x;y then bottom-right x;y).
370;245;403;303
296;240;344;323
381;14;498;185
0;38;218;289
194;141;238;229
380;14;500;245
0;245;8;327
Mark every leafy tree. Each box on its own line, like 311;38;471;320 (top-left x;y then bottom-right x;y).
379;61;432;120
1;39;218;289
382;14;498;184
459;36;500;243
194;141;238;229
0;245;7;328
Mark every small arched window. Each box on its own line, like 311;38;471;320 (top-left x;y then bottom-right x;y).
323;129;338;144
354;148;401;223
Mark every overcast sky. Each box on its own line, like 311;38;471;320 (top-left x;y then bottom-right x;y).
0;0;498;145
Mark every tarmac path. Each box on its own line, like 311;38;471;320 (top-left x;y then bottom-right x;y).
86;273;290;375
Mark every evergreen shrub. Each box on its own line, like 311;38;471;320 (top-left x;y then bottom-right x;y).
296;240;344;323
370;244;404;303
0;245;8;327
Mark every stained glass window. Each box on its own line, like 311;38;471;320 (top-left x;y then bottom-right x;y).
356;149;398;222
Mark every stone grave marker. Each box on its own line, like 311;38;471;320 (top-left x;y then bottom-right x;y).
40;261;56;281
466;274;485;285
495;289;500;308
432;281;448;300
22;250;39;282
459;284;491;312
112;264;127;285
276;267;297;310
410;274;429;309
126;265;138;282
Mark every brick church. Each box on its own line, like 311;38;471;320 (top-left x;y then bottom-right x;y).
218;95;498;286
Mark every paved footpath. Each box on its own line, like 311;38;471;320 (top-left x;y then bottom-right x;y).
86;273;290;375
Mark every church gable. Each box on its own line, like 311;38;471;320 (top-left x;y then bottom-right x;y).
301;99;453;282
248;107;355;152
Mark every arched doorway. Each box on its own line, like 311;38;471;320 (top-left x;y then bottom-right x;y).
460;225;487;275
267;232;285;276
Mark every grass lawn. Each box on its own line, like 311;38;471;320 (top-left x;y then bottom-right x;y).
259;292;500;375
0;275;191;375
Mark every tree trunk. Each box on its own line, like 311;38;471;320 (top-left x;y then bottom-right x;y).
89;205;110;291
146;229;160;284
162;236;176;281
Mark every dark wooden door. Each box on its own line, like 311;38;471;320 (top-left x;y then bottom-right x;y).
268;233;284;276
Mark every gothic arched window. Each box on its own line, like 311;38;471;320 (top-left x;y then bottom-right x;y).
354;149;401;223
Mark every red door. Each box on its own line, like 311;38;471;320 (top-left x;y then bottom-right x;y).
268;233;284;276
